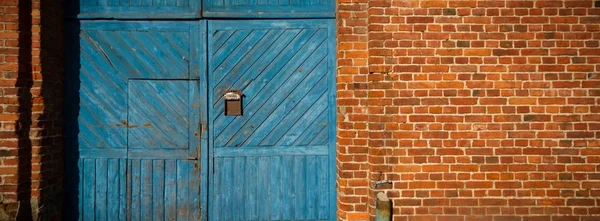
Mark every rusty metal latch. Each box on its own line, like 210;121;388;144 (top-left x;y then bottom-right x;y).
188;121;203;160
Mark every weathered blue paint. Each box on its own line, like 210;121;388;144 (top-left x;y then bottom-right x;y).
66;0;201;19
207;19;336;221
68;21;208;220
202;0;334;18
67;9;336;221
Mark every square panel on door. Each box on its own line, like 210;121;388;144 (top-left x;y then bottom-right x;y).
128;80;198;158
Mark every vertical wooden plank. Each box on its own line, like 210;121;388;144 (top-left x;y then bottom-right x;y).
306;156;318;219
232;157;245;220
108;0;120;6
153;160;165;220
221;158;233;221
78;160;84;221
177;160;189;221
140;160;153;220
98;0;108;6
212;158;221;221
318;156;329;220
166;0;176;6
165;160;177;219
153;0;162;6
176;0;187;6
245;157;258;220
188;161;201;221
119;159;127;220
281;156;294;220
294;156;306;220
107;159;119;220
270;156;282;220
257;156;270;220
130;160;141;221
83;159;95;221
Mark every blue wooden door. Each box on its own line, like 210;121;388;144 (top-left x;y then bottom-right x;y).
66;21;207;220
207;20;336;220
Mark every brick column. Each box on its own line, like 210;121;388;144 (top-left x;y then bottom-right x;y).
0;0;63;219
337;0;371;219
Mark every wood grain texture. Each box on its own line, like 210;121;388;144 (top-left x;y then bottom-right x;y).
73;21;206;220
208;20;336;221
68;0;200;18
203;0;334;18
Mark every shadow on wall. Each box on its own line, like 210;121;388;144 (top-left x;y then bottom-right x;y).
63;0;80;220
11;0;65;219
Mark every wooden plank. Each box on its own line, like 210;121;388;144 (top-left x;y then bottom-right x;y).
177;160;189;221
211;158;221;221
244;157;258;219
140;160;153;220
130;160;141;221
107;159;119;220
118;159;127;220
201;3;334;18
294;156;306;219
306;156;318;219
232;157;245;220
257;157;269;220
269;156;282;220
222;158;233;220
83;159;95;221
281;156;294;220
188;161;201;220
165;160;177;219
78;160;84;221
318;156;329;219
214;145;328;156
153;160;165;220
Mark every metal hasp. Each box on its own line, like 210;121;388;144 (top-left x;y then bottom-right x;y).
224;91;243;116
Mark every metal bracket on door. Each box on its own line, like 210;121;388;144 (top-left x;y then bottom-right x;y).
187;121;203;160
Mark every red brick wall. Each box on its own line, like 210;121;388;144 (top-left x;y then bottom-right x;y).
0;0;63;219
337;0;600;220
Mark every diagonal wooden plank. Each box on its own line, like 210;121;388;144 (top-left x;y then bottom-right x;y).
212;29;291;105
212;30;252;71
213;29;285;101
290;109;327;146
213;29;326;145
212;30;269;88
212;30;236;55
243;58;328;147
259;76;329;147
211;28;302;131
222;40;328;147
212;28;312;139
